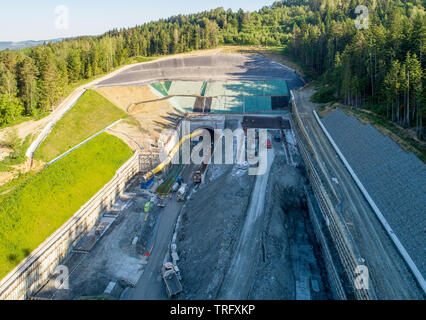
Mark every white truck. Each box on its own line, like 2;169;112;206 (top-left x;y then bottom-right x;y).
176;183;188;202
162;263;183;297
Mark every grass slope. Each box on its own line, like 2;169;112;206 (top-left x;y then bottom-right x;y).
0;133;133;279
35;89;126;162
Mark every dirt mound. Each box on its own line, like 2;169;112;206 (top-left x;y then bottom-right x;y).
96;86;182;148
248;160;330;300
176;164;255;299
176;143;330;300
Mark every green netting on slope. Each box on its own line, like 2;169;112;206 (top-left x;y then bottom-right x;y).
156;80;287;114
164;81;172;91
224;81;264;96
204;80;289;97
263;80;289;96
151;82;168;96
200;82;207;96
204;81;226;97
244;96;272;113
209;95;271;113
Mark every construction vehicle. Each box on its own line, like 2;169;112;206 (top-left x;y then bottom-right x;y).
176;183;188;202
141;130;203;183
266;139;272;149
157;197;165;208
164;262;182;280
162;263;183;297
193;170;202;184
141;176;154;189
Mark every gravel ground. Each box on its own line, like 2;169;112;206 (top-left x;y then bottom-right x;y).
176;163;255;299
248;151;330;300
176;125;330;300
293;88;423;299
34;182;153;300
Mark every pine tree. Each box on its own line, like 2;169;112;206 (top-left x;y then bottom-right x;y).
17;57;39;115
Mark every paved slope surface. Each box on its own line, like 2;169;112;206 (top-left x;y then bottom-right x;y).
218;146;275;299
321;110;426;279
96;54;304;90
293;88;423;299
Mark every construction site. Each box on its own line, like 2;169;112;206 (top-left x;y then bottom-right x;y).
1;52;424;300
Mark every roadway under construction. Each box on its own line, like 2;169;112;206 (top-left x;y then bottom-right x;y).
33;53;424;300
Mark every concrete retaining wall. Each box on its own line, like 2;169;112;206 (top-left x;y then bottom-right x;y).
291;92;373;299
0;152;140;300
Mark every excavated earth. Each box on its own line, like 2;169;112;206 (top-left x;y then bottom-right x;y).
176;130;331;299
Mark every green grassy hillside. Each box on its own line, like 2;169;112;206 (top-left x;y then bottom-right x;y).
35;89;126;162
0;133;133;279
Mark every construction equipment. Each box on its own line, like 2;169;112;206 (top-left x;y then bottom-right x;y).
157;198;165;208
162;263;183;297
176;183;188;202
266;139;272;149
171;182;180;192
177;176;183;185
141;176;154;189
141;129;203;182
164;262;181;279
193;170;201;184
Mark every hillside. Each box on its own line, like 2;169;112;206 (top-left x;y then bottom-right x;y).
0;38;64;51
0;0;423;138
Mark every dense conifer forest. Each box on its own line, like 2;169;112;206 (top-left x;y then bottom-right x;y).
0;0;424;136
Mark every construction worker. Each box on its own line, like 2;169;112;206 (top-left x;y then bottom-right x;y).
144;202;150;213
177;176;183;185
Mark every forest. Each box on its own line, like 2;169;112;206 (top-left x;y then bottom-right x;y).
0;0;424;137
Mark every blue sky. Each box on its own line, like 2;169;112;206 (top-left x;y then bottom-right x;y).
0;0;274;42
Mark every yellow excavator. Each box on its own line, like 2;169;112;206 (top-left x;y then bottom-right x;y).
141;129;203;182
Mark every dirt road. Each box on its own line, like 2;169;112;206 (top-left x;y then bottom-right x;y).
217;145;275;299
127;164;195;300
293;88;423;299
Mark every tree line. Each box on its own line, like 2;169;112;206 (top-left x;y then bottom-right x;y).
0;0;424;137
288;0;425;137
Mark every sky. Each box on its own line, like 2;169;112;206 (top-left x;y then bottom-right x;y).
0;0;275;42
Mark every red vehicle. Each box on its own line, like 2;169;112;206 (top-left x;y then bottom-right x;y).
266;140;272;149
